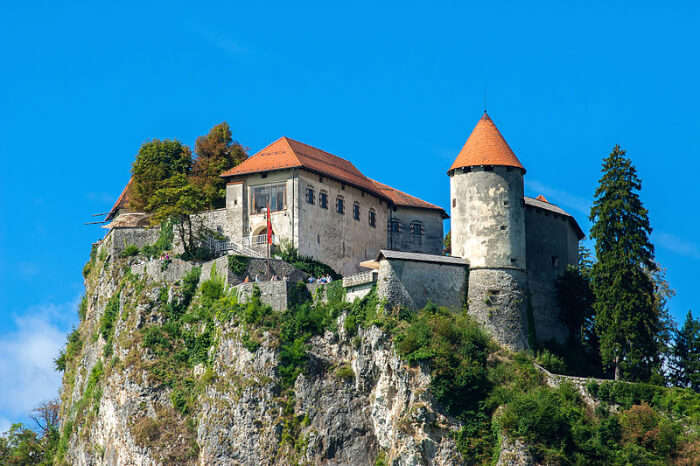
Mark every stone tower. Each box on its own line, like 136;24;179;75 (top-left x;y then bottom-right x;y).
448;112;529;350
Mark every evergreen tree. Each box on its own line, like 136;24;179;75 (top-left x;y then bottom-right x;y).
589;145;659;381
130;139;193;211
191;122;248;209
670;310;700;391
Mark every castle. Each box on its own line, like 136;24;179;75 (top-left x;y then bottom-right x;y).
104;112;583;350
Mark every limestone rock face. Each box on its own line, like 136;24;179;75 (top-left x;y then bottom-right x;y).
59;250;464;466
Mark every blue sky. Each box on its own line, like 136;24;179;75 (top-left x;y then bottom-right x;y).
1;0;699;428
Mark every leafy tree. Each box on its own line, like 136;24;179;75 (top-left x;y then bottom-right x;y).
0;400;59;464
443;231;451;255
191;122;247;209
147;174;207;258
670;310;700;391
130;139;193;211
589;145;659;381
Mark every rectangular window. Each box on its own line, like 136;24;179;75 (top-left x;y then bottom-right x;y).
389;220;400;232
336;196;345;214
319;191;328;209
251;183;286;214
353;202;360;220
369;209;376;227
306;187;315;205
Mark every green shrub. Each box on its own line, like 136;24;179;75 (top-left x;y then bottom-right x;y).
120;244;140;258
395;307;492;416
535;349;567;374
141;220;174;258
334;363;354;381
227;255;250;276
78;295;88;321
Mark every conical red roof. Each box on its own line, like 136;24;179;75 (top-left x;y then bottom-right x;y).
449;112;525;173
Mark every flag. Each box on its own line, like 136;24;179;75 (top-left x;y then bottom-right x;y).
266;203;272;245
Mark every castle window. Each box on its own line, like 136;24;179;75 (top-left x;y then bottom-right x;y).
319;176;324;182
319;191;328;209
389;219;401;232
251;183;286;213
336;196;345;214
410;221;423;245
369;209;376;227
453;198;456;207
306;186;315;205
353;202;360;220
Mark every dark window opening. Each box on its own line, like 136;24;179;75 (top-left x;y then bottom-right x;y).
306;187;315;205
353;202;360;220
452;198;457;207
484;166;493;172
369;209;376;227
389;220;401;232
552;256;559;268
500;225;507;230
319;191;328;209
336;196;345;214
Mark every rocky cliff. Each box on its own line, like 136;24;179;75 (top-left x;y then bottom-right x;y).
56;239;467;465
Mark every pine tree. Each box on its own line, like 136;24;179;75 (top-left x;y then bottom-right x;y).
670;310;700;392
589;145;659;381
191;122;248;209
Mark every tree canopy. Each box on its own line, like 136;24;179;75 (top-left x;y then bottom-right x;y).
130;139;193;211
191;122;248;209
589;145;659;381
670;310;700;392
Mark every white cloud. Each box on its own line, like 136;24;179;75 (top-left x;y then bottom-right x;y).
654;232;700;260
526;179;591;216
0;299;79;425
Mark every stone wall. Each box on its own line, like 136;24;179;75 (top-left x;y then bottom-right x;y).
103;227;160;259
297;170;388;276
467;268;529;351
376;252;467;311
387;206;445;255
449;166;527;269
343;271;378;302
235;281;290;311
525;206;579;344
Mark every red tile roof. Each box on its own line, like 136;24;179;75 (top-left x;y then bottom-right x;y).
449;112;526;173
370;179;448;218
220;136;386;198
105;178;133;221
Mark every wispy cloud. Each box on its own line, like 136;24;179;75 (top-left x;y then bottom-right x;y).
526;179;591;216
654;232;700;260
0;298;79;425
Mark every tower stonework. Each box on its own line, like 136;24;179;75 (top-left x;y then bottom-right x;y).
449;113;530;350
